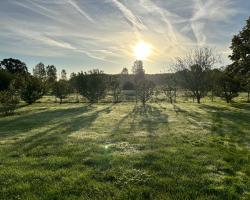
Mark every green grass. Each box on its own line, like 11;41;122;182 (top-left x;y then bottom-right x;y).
0;101;249;199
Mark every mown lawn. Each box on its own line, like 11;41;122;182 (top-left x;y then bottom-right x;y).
0;102;249;199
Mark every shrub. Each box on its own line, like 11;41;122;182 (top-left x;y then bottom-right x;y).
53;80;70;104
0;90;19;115
20;76;44;104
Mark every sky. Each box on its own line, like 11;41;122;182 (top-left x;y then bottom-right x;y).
0;0;249;74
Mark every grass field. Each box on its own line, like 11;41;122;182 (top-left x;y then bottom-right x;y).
0;101;250;199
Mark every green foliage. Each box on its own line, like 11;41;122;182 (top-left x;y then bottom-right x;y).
46;65;57;91
0;69;13;91
215;71;240;103
0;58;28;74
33;62;46;81
53;80;70;104
0;90;19;115
20;76;44;104
122;81;134;90
229;17;250;101
76;69;107;103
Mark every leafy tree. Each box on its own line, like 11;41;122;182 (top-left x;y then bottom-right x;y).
229;17;250;102
33;62;46;81
110;77;122;103
121;67;129;75
69;72;80;102
76;69;107;103
33;62;47;95
207;69;222;102
53;80;70;104
61;69;67;80
0;58;28;74
133;60;145;103
20;76;44;104
0;89;19;115
123;81;134;90
215;70;240;103
137;80;155;107
46;65;57;90
175;48;218;103
0;69;13;91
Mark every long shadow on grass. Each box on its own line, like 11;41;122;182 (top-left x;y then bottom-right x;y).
0;105;92;138
1;104;114;150
199;104;250;144
112;104;168;136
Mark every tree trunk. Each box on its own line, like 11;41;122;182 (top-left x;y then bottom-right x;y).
60;98;62;104
197;95;201;104
248;91;250;102
197;97;200;104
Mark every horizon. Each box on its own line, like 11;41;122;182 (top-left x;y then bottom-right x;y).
0;0;249;74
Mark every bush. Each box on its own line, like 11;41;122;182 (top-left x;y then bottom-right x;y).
0;90;19;115
53;80;70;104
21;76;44;104
123;81;134;90
76;69;107;103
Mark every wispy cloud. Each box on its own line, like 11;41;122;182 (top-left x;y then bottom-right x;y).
0;0;249;73
67;0;95;23
108;0;146;30
190;0;238;45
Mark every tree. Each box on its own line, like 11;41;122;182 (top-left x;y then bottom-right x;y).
76;69;107;103
215;70;240;103
0;58;28;74
53;80;70;104
110;77;121;103
46;65;57;91
162;74;177;104
20;76;44;104
69;72;81;102
33;62;47;95
207;69;222;102
137;80;155;107
0;89;19;115
121;67;129;75
132;60;145;103
175;47;218;103
229;17;250;102
33;62;46;81
0;69;13;91
61;69;67;80
122;81;134;90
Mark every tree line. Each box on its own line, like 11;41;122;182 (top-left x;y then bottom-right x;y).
0;16;249;115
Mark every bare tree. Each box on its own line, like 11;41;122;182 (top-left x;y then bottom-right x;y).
175;47;219;103
138;80;155;107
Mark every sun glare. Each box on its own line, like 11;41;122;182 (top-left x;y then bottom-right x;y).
133;41;151;60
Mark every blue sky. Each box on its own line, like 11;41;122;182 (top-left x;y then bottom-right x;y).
0;0;249;74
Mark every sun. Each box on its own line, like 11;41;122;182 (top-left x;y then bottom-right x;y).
133;41;151;60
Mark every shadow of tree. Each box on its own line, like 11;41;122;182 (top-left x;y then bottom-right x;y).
0;105;92;138
111;104;169;138
2;105;114;155
199;104;250;144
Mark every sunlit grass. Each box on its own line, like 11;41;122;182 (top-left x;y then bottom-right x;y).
0;101;249;199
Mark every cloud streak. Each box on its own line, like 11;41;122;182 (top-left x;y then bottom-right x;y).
0;0;249;73
108;0;146;30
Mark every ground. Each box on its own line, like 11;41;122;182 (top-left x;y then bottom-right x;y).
0;101;249;199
